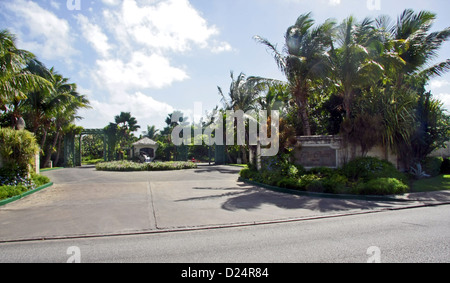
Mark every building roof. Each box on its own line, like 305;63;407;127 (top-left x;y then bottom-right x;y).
133;137;158;146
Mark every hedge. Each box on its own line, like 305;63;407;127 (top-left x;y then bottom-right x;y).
95;160;198;172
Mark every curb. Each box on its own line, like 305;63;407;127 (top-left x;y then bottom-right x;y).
238;177;412;203
0;182;53;207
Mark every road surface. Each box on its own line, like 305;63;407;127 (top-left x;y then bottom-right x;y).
0;204;448;264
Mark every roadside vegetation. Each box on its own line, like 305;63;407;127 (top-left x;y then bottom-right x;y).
95;160;197;172
1;8;450;200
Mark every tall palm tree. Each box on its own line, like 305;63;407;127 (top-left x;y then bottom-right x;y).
218;71;261;163
43;82;90;168
254;13;336;136
218;71;259;112
329;16;385;120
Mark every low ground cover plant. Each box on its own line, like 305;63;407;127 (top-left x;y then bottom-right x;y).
240;157;410;196
0;171;51;201
95;160;198;172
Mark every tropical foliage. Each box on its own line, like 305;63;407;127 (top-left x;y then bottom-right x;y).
253;9;450;170
0;29;91;169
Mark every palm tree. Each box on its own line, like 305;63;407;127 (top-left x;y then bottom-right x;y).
218;71;259;112
377;9;450;83
143;125;160;140
114;112;140;157
0;30;52;128
254;13;336;136
43;82;90;168
329;16;385;120
218;71;261;164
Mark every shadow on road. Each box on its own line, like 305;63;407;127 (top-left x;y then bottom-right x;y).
175;184;399;213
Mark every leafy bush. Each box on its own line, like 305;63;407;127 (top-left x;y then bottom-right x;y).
31;173;51;187
441;158;450;174
342;157;407;183
0;127;39;172
276;177;302;190
95;161;197;172
356;178;409;196
306;179;325;193
423;157;444;177
308;167;335;177
321;174;349;194
298;174;321;191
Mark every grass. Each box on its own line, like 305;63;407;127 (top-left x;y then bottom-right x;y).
0;173;51;201
411;175;450;192
228;164;248;168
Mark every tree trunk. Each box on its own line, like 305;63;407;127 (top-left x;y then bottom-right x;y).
43;131;59;168
240;146;248;164
54;134;63;167
294;84;312;136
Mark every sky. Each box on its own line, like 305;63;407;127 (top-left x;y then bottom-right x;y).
1;0;449;134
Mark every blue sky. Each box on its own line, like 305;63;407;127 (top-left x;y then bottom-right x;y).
1;0;449;133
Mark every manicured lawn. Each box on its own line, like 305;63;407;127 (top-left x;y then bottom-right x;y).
411;175;450;192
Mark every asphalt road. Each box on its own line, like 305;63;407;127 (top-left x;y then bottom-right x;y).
0;204;449;263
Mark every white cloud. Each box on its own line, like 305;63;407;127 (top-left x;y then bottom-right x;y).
78;92;175;131
95;52;189;92
3;0;77;61
105;0;221;53
76;15;112;58
329;0;341;6
101;0;121;6
211;41;233;54
430;79;450;90
434;93;450;112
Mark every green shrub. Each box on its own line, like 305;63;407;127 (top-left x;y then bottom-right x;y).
423;157;444;177
31;173;51;187
298;174;321;191
441;158;450;174
95;161;197;172
321;174;349;194
259;170;283;186
308;167;335;178
356;178;409;196
276;177;303;190
0;127;39;172
342;157;407;183
306;179;325;193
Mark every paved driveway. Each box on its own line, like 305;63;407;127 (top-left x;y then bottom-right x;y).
0;165;447;242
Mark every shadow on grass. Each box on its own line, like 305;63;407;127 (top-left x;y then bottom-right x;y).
411;175;450;193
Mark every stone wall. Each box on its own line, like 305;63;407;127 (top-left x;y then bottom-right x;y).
429;142;450;158
293;135;400;169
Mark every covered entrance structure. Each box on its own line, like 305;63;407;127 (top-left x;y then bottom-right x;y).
132;137;159;163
